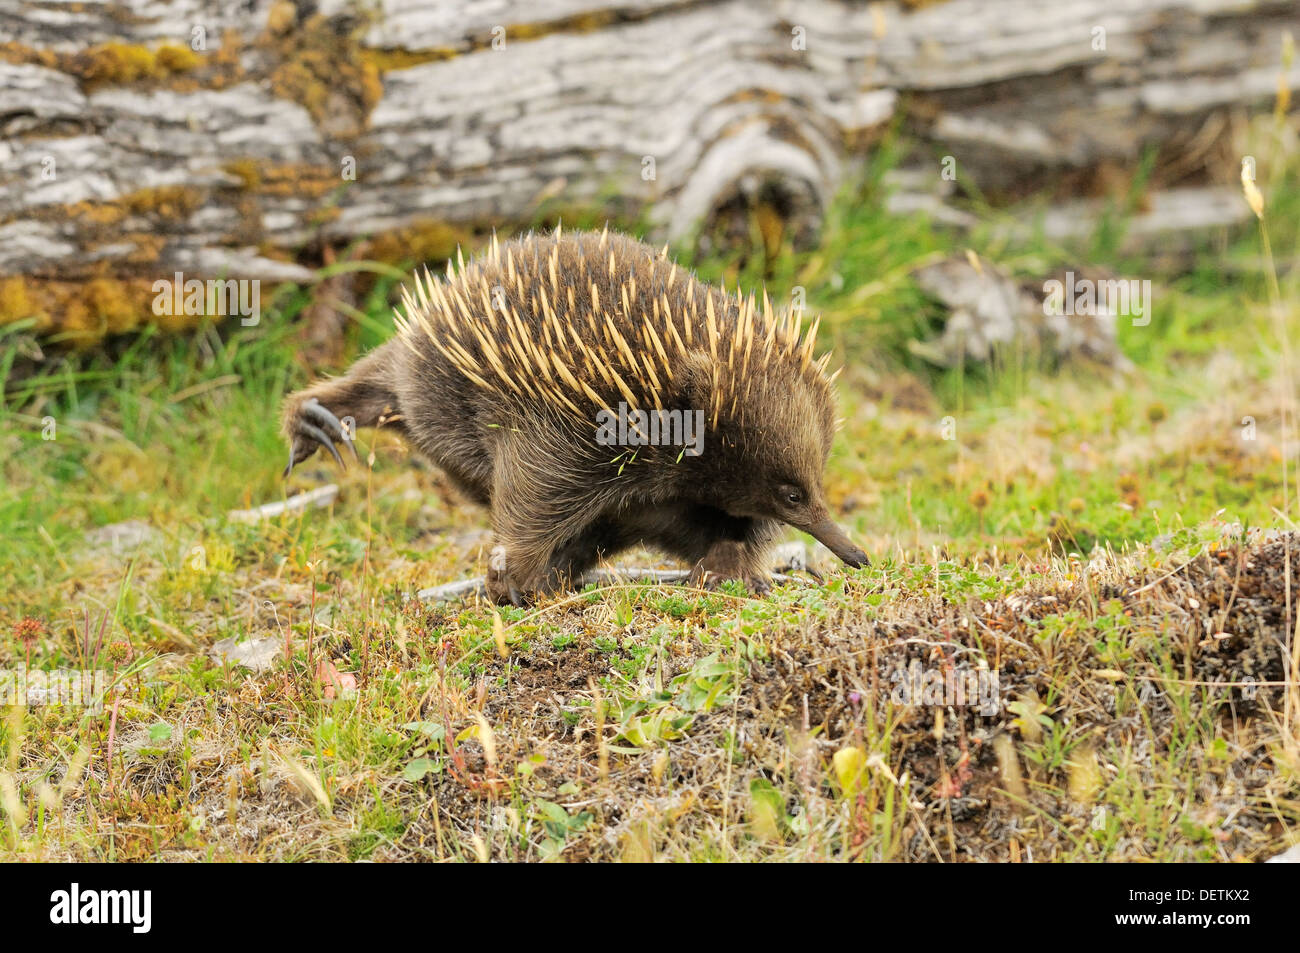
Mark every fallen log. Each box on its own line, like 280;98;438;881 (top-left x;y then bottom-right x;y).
1;0;1293;339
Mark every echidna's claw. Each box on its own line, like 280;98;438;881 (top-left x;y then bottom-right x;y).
302;398;357;462
300;422;345;468
284;397;355;476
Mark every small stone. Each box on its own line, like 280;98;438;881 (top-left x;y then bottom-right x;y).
83;519;160;553
210;636;282;673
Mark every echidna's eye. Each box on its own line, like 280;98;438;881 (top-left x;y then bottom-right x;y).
784;487;805;505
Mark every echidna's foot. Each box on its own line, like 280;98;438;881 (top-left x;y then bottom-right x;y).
689;540;773;596
485;544;549;606
484;547;578;605
284;397;358;476
690;568;772;596
485;545;522;606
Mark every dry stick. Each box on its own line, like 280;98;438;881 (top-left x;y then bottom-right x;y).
105;694;120;793
719;637;742;856
308;563;317;678
227;484;339;523
1213;528;1249;636
429;794;445;860
1140;675;1296;689
901;770;945;862
800;694;816;863
1271;86;1300;736
589;678;608;782
1128;559;1195;596
1259;211;1299;732
270;601;291;677
361;443;377;700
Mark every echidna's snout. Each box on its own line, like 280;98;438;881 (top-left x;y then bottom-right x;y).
801;515;869;569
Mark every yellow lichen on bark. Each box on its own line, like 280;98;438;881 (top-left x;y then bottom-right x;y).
0;40;202;91
263;15;383;135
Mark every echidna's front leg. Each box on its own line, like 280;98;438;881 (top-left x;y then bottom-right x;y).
687;517;782;594
485;544;527;606
483;537;574;606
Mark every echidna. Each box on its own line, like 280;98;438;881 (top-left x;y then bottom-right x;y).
282;228;867;604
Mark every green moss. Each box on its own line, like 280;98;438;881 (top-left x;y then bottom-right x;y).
122;185;204;220
0;277;36;326
0;274;180;343
265;14;383;134
155;43;202;74
365;220;481;267
223;159;264;191
266;1;298;35
21;185;207;235
117;232;166;267
77;43;160;86
1;37;231;95
86;278;144;335
1;40;200;91
258;163;339;198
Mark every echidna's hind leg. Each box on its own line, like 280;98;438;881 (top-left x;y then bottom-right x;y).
282;342;408;475
687;519;782;594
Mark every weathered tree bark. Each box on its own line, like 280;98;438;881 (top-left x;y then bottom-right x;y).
0;0;1294;338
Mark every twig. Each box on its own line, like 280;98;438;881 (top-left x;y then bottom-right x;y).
228;484;339;523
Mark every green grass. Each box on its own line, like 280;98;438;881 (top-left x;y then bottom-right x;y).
1;131;1298;861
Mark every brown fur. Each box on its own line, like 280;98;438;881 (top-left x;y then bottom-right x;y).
282;228;866;604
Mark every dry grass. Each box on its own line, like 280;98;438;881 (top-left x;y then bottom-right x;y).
4;514;1297;862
